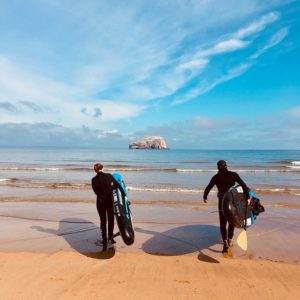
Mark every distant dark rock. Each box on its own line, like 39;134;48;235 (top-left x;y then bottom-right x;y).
129;136;169;149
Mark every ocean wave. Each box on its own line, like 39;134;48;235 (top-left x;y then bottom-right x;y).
2;178;300;195
271;160;300;165
0;167;63;171
108;167;178;172
0;166;178;172
1;178;91;189
48;183;91;189
2;165;300;173
253;187;300;195
286;166;300;170
176;168;300;173
176;169;215;173
26;182;91;189
0;178;19;182
0;178;10;182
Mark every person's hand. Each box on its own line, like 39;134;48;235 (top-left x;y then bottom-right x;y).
247;195;253;204
203;198;207;203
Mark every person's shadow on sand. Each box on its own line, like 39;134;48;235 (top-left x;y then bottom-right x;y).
136;224;221;263
31;218;115;260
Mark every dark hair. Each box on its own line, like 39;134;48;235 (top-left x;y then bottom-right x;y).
94;163;103;172
217;160;227;167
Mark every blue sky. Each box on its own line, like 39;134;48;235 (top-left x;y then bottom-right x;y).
0;0;299;149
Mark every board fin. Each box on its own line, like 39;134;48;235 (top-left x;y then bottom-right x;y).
237;230;247;250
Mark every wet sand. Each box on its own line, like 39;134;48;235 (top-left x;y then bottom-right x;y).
0;201;300;299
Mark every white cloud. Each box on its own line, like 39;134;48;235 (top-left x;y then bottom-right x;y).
235;12;279;38
90;101;144;122
172;63;252;104
176;59;209;72
197;39;250;57
0;122;129;147
58;101;145;128
251;27;289;59
0;55;82;105
0;55;145;126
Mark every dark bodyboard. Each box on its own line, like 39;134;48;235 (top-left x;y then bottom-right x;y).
222;185;254;229
112;173;135;245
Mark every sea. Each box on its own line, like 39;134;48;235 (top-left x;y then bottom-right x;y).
0;147;300;206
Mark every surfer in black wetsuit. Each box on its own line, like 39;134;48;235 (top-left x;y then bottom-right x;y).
203;160;249;254
92;163;125;251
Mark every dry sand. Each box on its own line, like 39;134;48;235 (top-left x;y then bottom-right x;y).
1;251;299;300
0;201;299;300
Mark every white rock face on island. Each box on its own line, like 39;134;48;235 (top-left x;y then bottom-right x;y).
129;136;169;149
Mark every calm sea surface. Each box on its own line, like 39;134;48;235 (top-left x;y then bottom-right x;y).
0;147;300;204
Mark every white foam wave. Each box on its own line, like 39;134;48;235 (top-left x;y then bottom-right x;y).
0;178;10;182
236;169;300;173
254;187;300;195
49;183;89;189
0;167;62;171
1;166;300;173
255;188;285;192
286;166;300;170
177;168;300;173
176;169;215;173
291;161;300;165
107;168;157;172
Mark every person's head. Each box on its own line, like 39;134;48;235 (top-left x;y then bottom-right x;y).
217;160;227;171
94;163;103;173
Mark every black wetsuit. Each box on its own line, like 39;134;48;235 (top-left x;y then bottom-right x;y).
203;170;249;242
92;172;124;245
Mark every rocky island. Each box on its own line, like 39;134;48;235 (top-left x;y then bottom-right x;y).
129;136;169;149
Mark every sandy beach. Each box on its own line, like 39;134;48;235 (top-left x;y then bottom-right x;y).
0;201;299;300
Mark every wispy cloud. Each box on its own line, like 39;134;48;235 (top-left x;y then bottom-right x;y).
19;101;44;112
168;11;284;105
197;39;250;58
176;59;209;75
0;101;18;113
172;63;252;104
0;122;129;147
235;12;279;39
0;55;145;126
251;27;289;59
0;101;44;113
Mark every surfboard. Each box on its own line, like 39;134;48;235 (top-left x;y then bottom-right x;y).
112;173;135;245
222;185;257;229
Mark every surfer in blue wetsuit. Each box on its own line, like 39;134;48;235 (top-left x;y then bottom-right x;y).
203;160;249;254
92;163;125;251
